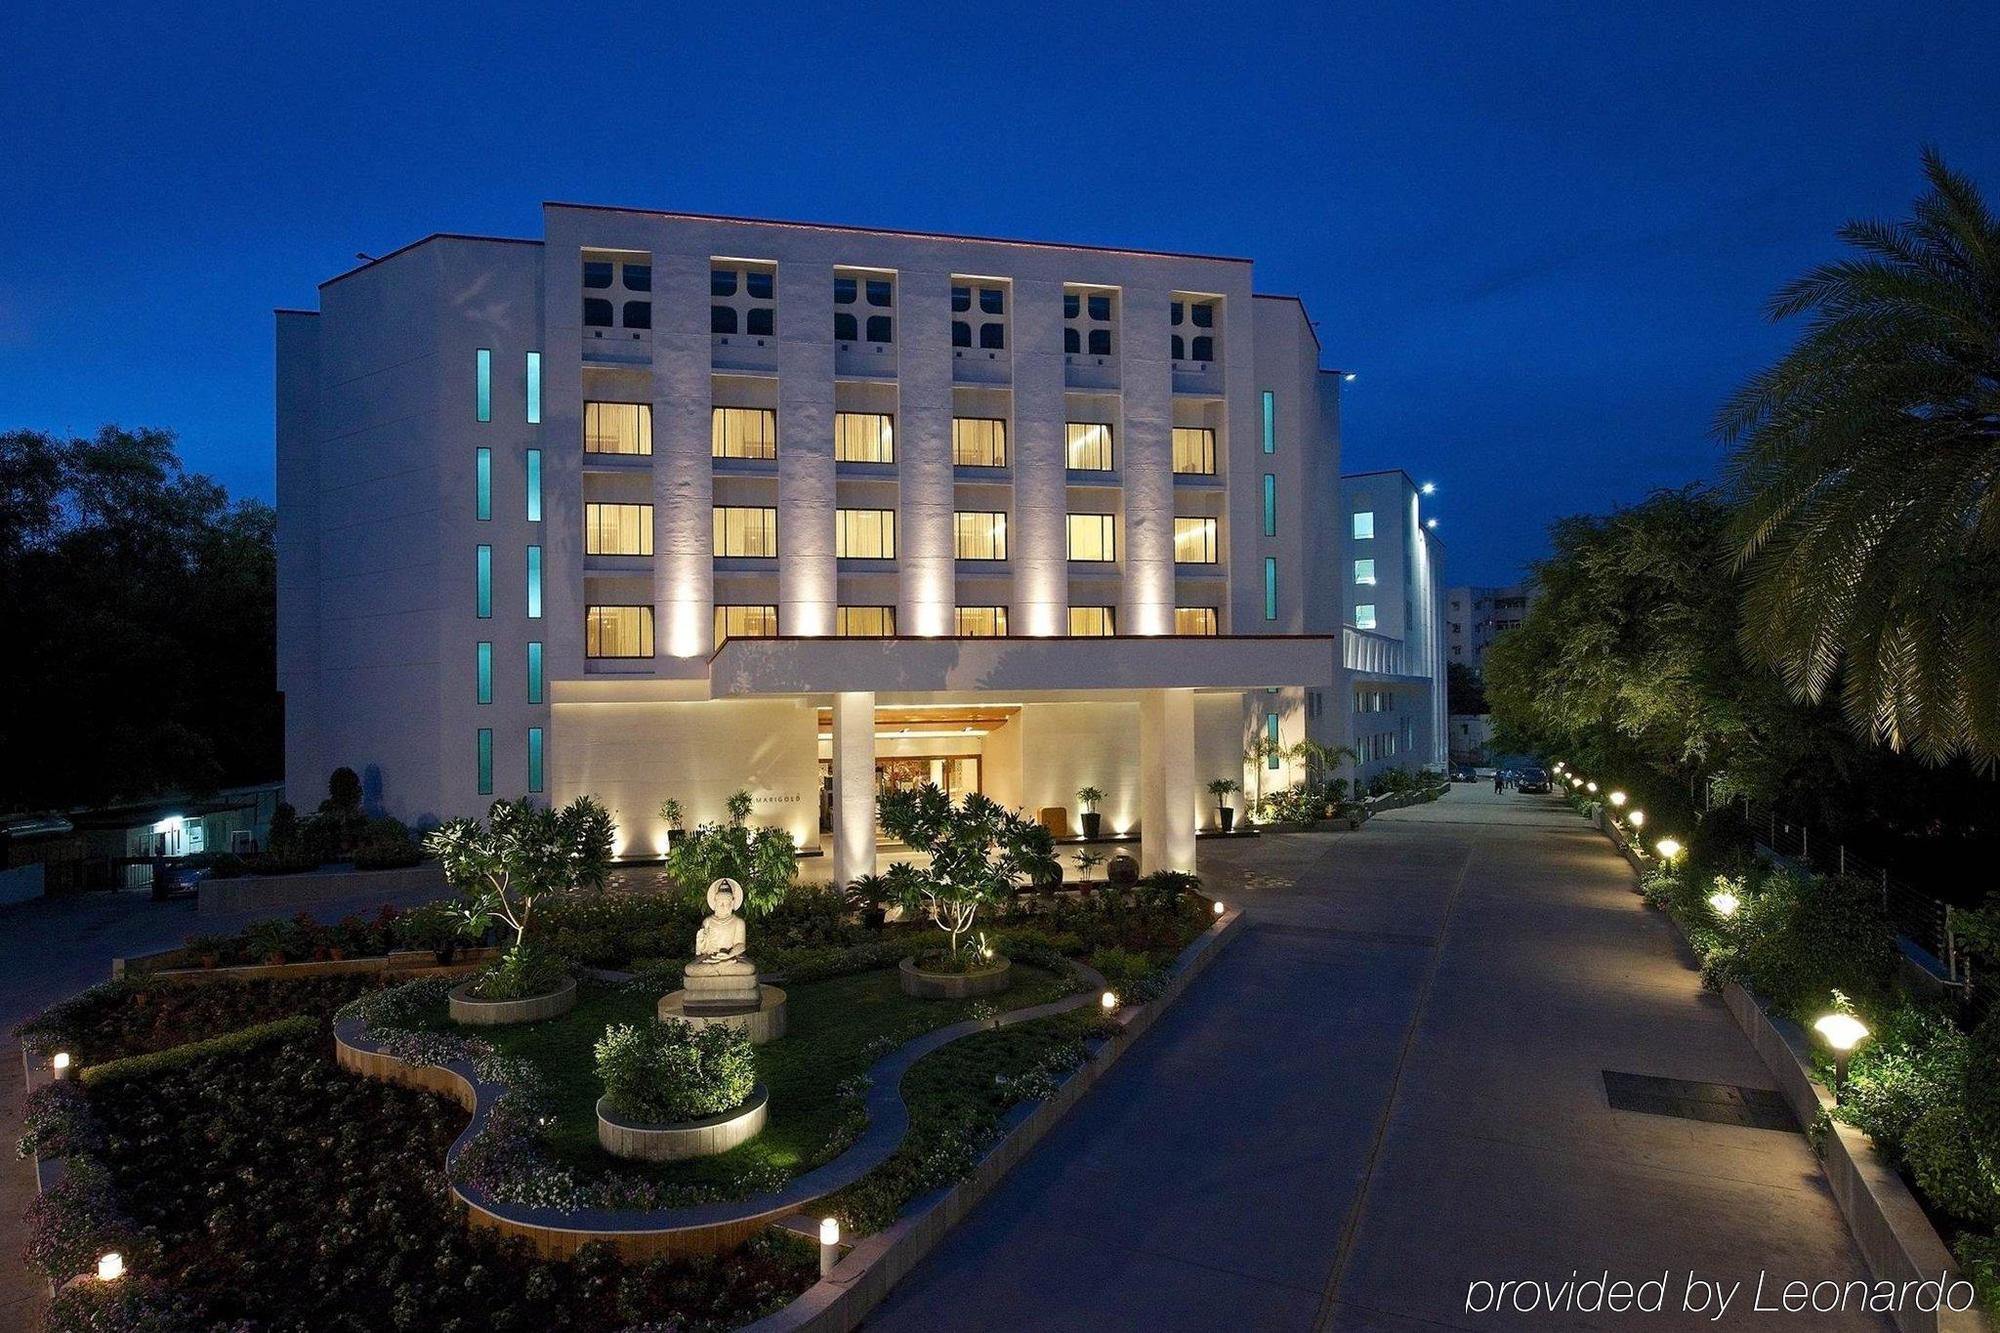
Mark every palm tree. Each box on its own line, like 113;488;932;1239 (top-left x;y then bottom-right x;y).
1717;149;2000;768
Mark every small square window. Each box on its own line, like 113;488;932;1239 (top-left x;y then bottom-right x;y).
711;269;737;297
746;270;774;300
583;261;614;289
865;314;892;343
623;301;652;329
865;279;892;307
622;263;651;292
1353;511;1375;540
834;277;857;304
979;287;1003;315
952;285;971;312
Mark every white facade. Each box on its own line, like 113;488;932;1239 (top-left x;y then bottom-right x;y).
277;206;1444;874
1445;583;1534;674
1340;470;1449;784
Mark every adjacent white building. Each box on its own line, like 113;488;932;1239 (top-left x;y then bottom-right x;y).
1444;583;1533;674
276;204;1445;880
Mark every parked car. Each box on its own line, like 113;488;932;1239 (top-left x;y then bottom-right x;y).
1516;766;1550;794
1449;762;1478;783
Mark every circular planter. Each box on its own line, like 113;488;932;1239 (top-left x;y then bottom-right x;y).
656;984;788;1044
1107;854;1139;886
899;954;1012;1000
596;1085;768;1162
448;974;577;1026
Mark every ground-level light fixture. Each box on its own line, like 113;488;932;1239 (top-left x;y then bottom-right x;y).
97;1253;124;1282
1101;990;1120;1012
1608;790;1627;808
1585;781;1599;794
51;1052;72;1078
1655;837;1683;862
1211;900;1225;916
1707;889;1740;918
1627;810;1645;828
1813;1012;1871;1093
819;1217;841;1276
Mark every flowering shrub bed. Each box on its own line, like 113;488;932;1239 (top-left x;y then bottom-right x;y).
16;972;388;1065
26;1026;813;1331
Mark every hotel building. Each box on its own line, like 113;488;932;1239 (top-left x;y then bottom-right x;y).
276;204;1445;882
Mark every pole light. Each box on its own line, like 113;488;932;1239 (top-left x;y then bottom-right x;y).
1813;1012;1871;1094
1655;837;1683;862
819;1217;841;1276
1211;900;1226;916
1627;810;1645;828
1585;781;1598;794
51;1052;72;1079
1609;790;1627;808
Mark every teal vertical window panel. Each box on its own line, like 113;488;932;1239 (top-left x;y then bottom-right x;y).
527;641;544;704
525;351;542;424
477;729;494;795
476;642;492;704
527;728;545;794
476;545;492;619
1263;557;1278;620
1266;712;1281;767
525;449;542;522
476;448;492;521
526;545;542;619
476;349;492;422
1261;391;1275;453
1262;474;1277;536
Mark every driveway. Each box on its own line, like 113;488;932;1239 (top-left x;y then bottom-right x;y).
867;784;1881;1330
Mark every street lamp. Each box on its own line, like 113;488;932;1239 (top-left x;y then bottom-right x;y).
1813;1012;1870;1094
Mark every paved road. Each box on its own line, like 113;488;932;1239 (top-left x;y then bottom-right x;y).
868;784;1882;1331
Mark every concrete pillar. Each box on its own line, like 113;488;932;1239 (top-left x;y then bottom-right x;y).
830;691;876;886
1139;688;1197;875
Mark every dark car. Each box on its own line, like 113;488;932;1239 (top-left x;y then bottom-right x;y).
1449;762;1478;783
1516;766;1550;794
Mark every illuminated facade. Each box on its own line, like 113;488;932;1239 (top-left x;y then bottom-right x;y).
276;205;1445;876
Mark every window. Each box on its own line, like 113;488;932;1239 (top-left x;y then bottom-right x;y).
834;412;895;463
835;508;896;559
952;417;1007;467
586;605;654;658
526;546;542;618
1068;606;1115;637
1354;558;1376;586
836;606;896;637
1261;391;1275;453
1065;422;1114;472
1173;517;1218;564
713;506;778;558
865;314;892;342
1067;513;1116;562
951;282;1007;351
1355;603;1378;630
1352;510;1375;540
711;407;777;460
476;448;492;521
585;402;652;456
623;263;651;292
476;642;492;704
583;261;614;289
476;349;492;422
1172;427;1215;475
525;352;541;424
1263;474;1277;536
477;729;493;795
955;606;1008;637
1266;713;1281;768
954;511;1008;561
476;545;492;619
527;641;543;704
584;298;613;327
527;728;544;794
1064;286;1116;357
1175;606;1218;635
714;604;779;644
711;263;776;340
836;273;893;342
586;503;654;556
1263;557;1278;620
525;450;541;522
1171;298;1219;361
623;301;651;329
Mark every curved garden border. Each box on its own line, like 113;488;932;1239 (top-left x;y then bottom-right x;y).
334;955;1110;1260
598;1085;770;1162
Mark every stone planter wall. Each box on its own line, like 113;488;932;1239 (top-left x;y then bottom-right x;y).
597;1087;769;1162
898;956;1012;999
448;974;578;1026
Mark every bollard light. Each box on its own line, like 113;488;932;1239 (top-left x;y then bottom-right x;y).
1609;790;1627;808
1707;889;1740;918
1813;1012;1871;1094
1101;990;1120;1011
51;1052;72;1079
1585;781;1599;794
818;1217;841;1277
1212;900;1226;916
1655;837;1683;862
97;1253;124;1282
1627;810;1645;828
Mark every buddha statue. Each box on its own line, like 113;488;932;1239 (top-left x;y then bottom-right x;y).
682;878;759;1011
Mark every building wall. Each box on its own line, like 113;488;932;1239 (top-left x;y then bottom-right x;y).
1340;469;1447;781
1445;583;1535;674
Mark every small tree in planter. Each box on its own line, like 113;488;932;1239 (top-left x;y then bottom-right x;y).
1076;785;1107;840
1207;777;1241;832
878;784;1057;967
665;789;798;916
425;796;615;1000
658;798;684;851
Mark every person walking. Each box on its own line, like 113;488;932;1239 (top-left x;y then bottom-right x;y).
1493;770;1505;794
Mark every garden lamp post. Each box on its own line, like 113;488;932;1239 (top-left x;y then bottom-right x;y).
1655;837;1683;863
1813;1012;1870;1094
1585;781;1599;795
1609;790;1627;808
819;1217;841;1276
1628;810;1645;829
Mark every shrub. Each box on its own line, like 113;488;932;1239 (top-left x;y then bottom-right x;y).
351;815;425;870
17;974;382;1065
1905;1107;2000;1228
467;947;569;1001
1833;1003;1969;1151
1729;868;1897;1019
877;785;1056;963
1955;1235;2000;1321
595;1019;756;1123
80;1015;317;1088
663;790;799;916
1088;946;1154;987
760;883;854;948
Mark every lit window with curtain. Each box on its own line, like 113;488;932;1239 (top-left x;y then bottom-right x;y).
711;407;777;459
714;604;779;643
834;412;895;463
585;503;654;556
585;402;652;455
834;509;896;559
1066;513;1116;562
953;512;1008;560
585;605;654;658
835;606;896;637
1065;422;1114;471
713;506;778;558
1352;510;1375;540
951;417;1007;467
527;641;543;704
954;606;1008;637
1175;607;1218;635
1172;427;1215;475
1173;517;1218;564
1067;606;1116;636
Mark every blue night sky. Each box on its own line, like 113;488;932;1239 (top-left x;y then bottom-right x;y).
4;2;1996;586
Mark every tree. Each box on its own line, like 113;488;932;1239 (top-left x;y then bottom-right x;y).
876;784;1057;962
663;789;798;915
425;796;616;957
1718;149;2000;769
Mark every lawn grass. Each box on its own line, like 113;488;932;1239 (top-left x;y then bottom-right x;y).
476;962;1072;1192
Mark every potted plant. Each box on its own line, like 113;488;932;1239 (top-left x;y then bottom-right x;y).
665;788;798;916
846;872;892;929
1207;777;1240;832
658;798;684;851
1076;785;1106;840
1074;848;1106;885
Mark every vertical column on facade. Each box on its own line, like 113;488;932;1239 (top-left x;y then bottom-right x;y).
1120;286;1176;636
779;258;836;637
897;266;954;636
655;252;715;659
1139;688;1197;875
1011;278;1068;636
830;690;877;887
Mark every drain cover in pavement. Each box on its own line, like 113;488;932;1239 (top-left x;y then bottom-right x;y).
1601;1071;1798;1132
